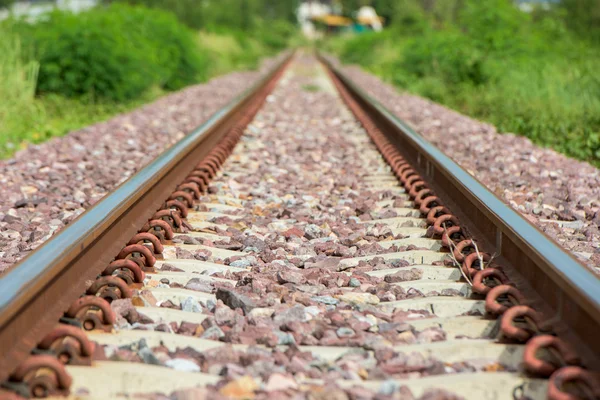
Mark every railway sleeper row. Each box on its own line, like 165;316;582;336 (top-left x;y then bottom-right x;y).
1;56;597;400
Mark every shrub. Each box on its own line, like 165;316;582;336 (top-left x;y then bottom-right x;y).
338;31;387;66
124;6;208;90
255;20;297;51
0;24;41;156
15;4;205;101
113;0;205;29
199;31;266;74
400;32;488;86
326;0;600;166
458;0;528;52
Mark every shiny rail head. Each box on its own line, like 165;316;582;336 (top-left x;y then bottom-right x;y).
0;51;294;383
318;52;600;368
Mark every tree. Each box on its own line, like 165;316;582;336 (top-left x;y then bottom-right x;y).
371;0;399;23
560;0;600;42
0;0;15;9
261;0;299;22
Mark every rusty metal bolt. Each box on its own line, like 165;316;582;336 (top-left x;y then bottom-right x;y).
188;170;210;185
206;152;225;164
548;367;600;400
163;199;189;218
183;177;207;195
414;188;434;207
66;296;115;332
524;335;580;377
116;244;156;270
196;162;217;178
9;355;72;398
419;195;443;216
500;305;543;342
38;324;95;366
203;157;221;172
177;182;201;200
210;148;227;162
472;268;509;295
432;214;460;236
399;168;417;184
152;209;183;229
168;190;194;208
441;225;466;248
408;180;428;199
485;284;525;315
452;239;476;263
140;219;174;241
462;251;492;278
426;205;451;225
404;174;422;192
87;276;132;303
394;163;412;178
128;232;164;255
103;259;145;284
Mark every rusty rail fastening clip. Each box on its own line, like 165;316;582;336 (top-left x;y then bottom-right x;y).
1;56;288;399
5;355;71;398
2;291;114;397
37;324;95;366
327;66;599;400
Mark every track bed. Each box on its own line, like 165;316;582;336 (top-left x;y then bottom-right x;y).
1;54;598;400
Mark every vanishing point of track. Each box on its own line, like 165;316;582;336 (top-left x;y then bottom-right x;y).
0;53;598;399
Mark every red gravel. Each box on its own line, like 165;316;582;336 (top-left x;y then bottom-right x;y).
328;57;600;272
99;54;473;399
0;58;282;273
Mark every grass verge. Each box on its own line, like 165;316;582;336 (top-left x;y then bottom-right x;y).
323;5;600;166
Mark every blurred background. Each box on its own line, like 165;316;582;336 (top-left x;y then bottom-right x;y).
0;0;599;166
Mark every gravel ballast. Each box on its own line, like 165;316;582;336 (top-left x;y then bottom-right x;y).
1;51;597;277
330;58;600;271
96;54;487;399
0;58;281;272
0;54;554;399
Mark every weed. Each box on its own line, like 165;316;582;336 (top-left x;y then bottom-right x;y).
301;84;321;92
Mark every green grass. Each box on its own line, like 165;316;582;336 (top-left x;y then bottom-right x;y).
0;31;40;157
0;26;167;158
324;6;600;166
2;89;166;157
199;31;269;75
301;84;321;92
0;16;297;159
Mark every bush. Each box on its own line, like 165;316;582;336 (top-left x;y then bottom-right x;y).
112;0;205;29
124;6;208;90
255;20;297;51
15;4;205;101
199;31;266;74
400;32;488;86
326;0;600;166
338;31;387;66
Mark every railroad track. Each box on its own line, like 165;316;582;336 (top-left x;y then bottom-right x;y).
0;53;599;399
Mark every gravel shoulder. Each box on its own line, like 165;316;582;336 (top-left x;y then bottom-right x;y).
329;58;600;272
0;57;281;272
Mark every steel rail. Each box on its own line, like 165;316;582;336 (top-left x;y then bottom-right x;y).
0;52;292;381
320;54;600;369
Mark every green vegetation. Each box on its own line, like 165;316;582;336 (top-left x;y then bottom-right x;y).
327;0;600;165
12;5;205;101
0;1;299;158
110;0;298;30
0;23;163;156
302;84;321;92
0;27;39;154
